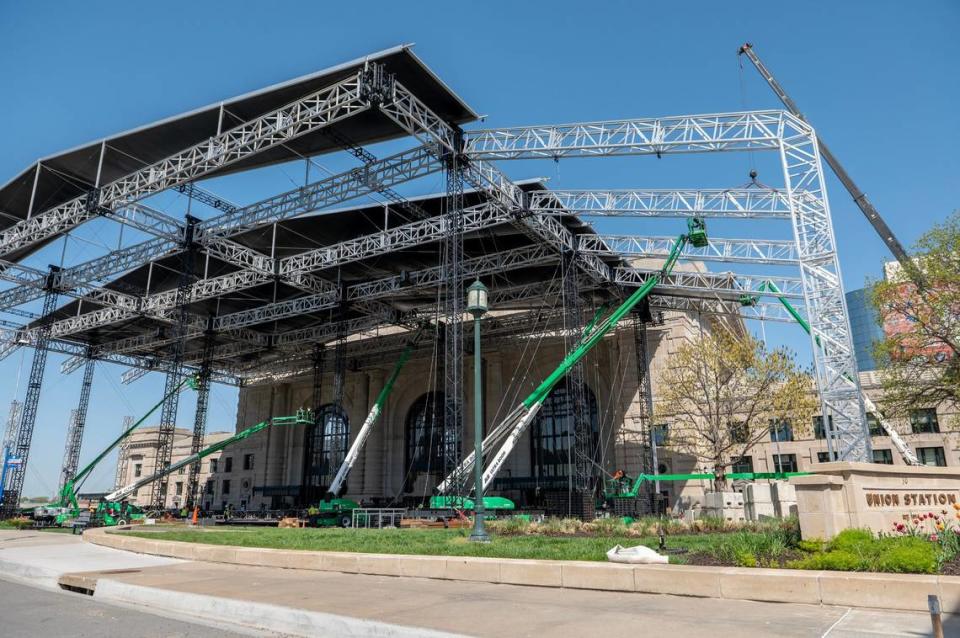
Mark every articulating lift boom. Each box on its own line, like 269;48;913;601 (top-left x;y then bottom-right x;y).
745;282;921;466
33;375;199;523
107;410;315;502
325;326;425;499
436;221;699;498
737;43;920;283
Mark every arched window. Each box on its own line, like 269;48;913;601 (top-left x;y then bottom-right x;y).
531;384;599;479
303;404;349;493
405;392;445;481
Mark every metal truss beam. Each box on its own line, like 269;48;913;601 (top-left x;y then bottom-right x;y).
615;267;804;301
463;110;802;160
373;74;613;288
0;72;370;258
648;296;805;324
528;188;793;219
279;201;511;277
779;123;868;460
582;234;799;266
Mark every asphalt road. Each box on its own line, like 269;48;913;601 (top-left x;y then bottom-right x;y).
0;579;263;638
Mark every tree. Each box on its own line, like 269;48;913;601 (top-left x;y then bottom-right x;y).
871;211;960;422
654;330;817;490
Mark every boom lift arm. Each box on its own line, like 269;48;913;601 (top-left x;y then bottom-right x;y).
52;375;199;513
326;326;425;498
106;410;314;502
437;221;698;497
748;281;920;466
737;43;920;283
434;303;611;496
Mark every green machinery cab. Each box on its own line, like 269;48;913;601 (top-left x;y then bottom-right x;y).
307;498;361;528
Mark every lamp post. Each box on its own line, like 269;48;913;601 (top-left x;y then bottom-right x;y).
466;279;490;543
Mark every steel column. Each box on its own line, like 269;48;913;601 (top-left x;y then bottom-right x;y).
0;275;58;518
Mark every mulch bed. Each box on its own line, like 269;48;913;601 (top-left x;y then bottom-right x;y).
940;555;960;576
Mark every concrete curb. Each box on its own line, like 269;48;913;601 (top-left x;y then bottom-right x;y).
0;556;62;590
93;578;461;638
85;527;960;613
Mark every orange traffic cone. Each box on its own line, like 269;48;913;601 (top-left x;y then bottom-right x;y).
192;506;199;526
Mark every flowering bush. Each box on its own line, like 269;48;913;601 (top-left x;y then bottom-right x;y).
889;503;960;569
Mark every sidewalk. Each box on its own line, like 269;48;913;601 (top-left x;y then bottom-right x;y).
0;530;952;637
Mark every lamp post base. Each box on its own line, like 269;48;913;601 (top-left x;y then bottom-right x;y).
468;529;491;543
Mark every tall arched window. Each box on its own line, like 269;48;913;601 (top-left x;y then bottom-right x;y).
405;392;445;482
531;384;599;479
303;404;349;495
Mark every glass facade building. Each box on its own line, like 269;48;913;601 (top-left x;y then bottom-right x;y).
845;288;883;371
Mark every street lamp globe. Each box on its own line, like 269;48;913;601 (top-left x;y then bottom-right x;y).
466;279;489;317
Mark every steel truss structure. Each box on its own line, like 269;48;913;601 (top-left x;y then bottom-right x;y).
0;46;870;516
58;357;95;494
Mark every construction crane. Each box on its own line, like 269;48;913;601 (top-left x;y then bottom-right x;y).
435;219;702;501
737;43;921;284
741;282;921;466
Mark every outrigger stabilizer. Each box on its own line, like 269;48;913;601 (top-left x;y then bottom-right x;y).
434;220;699;501
741;281;920;466
34;374;200;525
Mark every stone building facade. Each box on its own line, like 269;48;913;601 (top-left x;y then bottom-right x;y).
115;427;232;510
115;313;958;515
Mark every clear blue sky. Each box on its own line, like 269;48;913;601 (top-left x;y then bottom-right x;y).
1;1;957;497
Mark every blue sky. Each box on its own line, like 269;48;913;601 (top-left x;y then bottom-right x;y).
1;1;957;496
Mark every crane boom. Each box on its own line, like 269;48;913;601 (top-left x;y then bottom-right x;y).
440;224;694;497
738;43;918;279
55;375;198;511
106;410;314;502
325;326;424;498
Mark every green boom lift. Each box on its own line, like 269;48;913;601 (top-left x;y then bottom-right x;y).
106;410;316;508
741;281;920;465
32;374;199;527
434;220;700;502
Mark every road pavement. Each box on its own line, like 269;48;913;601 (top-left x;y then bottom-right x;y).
0;529;954;637
0;578;260;637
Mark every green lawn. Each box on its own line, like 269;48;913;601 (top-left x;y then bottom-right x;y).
122;527;745;562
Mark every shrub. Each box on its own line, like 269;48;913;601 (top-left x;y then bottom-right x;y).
486;516;532;536
711;529;791;566
532;518;583;536
582;516;630;536
788;528;938;574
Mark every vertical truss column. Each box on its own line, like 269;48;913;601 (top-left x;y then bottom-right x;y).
442;151;465;497
1;270;58;518
58;356;95;494
114;416;135;491
562;251;591;495
779;126;869;461
186;328;214;510
300;345;325;504
149;216;198;511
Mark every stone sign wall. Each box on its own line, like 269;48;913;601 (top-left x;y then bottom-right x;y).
794;462;960;540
